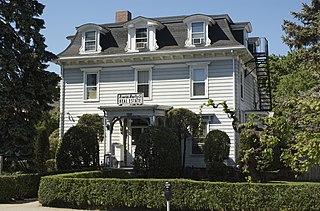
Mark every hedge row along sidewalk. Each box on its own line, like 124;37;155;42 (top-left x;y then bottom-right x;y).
0;174;40;202
38;171;320;210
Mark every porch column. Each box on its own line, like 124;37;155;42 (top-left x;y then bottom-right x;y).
106;117;113;155
149;115;156;126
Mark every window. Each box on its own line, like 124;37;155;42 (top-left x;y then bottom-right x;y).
192;120;208;154
183;15;214;47
85;73;98;100
137;70;150;98
82;68;100;101
84;31;97;51
240;70;244;99
191;67;208;98
192;22;205;45
136;28;148;49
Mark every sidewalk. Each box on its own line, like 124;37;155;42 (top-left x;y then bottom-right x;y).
0;199;84;211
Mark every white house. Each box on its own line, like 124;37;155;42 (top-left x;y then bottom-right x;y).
56;11;271;168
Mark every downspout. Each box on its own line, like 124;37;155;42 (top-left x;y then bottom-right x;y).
59;66;65;139
231;50;238;163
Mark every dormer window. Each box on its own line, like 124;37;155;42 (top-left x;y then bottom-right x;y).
136;28;148;49
124;17;164;52
184;15;215;48
77;23;108;54
191;22;205;45
85;31;97;51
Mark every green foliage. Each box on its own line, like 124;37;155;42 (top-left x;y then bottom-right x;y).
167;108;199;170
134;126;181;178
203;130;230;181
39;171;320;210
77;114;103;142
0;0;60;163
48;129;60;159
200;100;238;131
56;125;99;170
282;0;320;63
204;130;230;163
34;126;50;173
0;174;40;202
279;90;320;174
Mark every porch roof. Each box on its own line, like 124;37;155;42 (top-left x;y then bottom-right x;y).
98;104;172;118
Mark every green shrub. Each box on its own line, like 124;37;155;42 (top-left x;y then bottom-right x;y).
34;126;50;173
203;130;230;181
38;171;320;210
56;125;99;170
48;128;60;159
134;126;181;178
204;130;230;163
0;174;40;202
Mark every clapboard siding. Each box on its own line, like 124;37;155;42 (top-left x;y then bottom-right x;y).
62;58;240;166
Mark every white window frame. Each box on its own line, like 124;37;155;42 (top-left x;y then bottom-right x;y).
191;22;205;45
188;62;209;99
183;15;214;48
84;31;97;52
81;68;101;102
133;65;153;100
135;27;148;50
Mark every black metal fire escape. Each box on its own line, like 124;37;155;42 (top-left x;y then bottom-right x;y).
246;37;272;111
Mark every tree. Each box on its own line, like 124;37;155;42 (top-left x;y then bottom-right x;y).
0;0;60;163
282;0;320;64
77;114;104;142
56;125;99;170
134;126;180;178
167;108;199;171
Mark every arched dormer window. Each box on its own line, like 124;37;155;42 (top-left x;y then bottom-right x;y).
123;17;164;52
183;15;215;47
77;23;109;54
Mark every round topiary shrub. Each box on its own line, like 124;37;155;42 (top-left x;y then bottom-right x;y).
204;129;230;181
56;125;99;170
134;126;181;178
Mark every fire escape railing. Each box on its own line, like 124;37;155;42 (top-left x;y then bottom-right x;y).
245;37;272;111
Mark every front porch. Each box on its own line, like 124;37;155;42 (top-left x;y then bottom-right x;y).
99;104;172;168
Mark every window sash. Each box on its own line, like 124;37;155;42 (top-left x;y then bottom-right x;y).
191;67;206;97
85;31;96;51
85;73;98;100
137;70;149;98
136;28;148;48
192;22;205;44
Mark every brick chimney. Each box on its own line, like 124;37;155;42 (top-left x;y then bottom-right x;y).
115;11;132;23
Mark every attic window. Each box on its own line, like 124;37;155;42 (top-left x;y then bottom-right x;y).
183;15;215;48
191;22;205;45
123;17;164;52
136;28;148;49
78;24;108;54
85;31;97;51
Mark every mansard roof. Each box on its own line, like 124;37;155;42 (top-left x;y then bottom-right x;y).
58;14;251;58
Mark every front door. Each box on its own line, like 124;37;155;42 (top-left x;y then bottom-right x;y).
126;118;149;166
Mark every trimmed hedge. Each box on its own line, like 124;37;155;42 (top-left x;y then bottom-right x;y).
0;174;40;202
39;171;320;210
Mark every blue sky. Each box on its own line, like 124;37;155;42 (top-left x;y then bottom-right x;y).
40;0;310;74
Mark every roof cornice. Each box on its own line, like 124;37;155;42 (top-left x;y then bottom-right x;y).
55;46;254;67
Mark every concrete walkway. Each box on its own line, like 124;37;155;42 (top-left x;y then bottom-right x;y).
0;199;85;211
